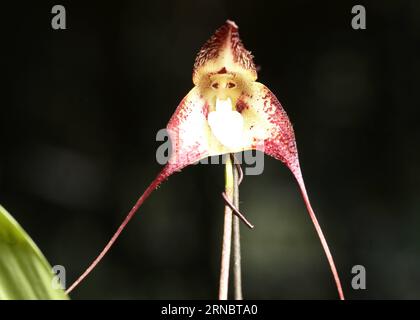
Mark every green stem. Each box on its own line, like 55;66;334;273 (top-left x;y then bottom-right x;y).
218;155;234;300
232;154;243;300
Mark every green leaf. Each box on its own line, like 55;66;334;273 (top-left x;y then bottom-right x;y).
0;205;69;300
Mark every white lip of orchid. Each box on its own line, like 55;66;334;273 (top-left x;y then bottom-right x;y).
215;97;233;112
208;97;244;149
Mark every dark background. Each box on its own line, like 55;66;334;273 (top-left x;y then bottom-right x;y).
1;0;419;299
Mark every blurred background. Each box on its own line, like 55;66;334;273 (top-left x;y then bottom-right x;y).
1;0;419;299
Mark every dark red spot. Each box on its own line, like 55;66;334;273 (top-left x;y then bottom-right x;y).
235;99;248;113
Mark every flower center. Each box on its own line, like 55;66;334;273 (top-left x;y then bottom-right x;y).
207;97;244;149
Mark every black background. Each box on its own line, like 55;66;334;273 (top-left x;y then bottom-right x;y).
1;0;419;299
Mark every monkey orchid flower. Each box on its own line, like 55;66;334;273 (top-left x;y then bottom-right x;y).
67;20;344;300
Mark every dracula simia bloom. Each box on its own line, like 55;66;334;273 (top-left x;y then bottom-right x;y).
67;20;344;300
